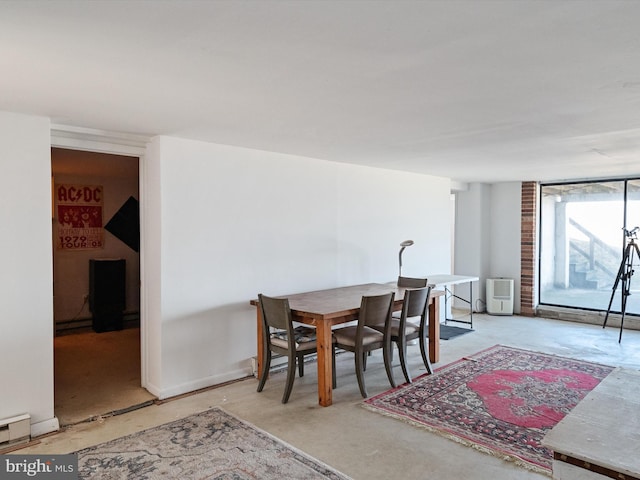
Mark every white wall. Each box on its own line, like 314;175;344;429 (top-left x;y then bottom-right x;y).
455;182;522;314
143;136;452;398
489;182;522;311
0;112;59;436
140;138;162;396
454;183;491;310
0;115;453;433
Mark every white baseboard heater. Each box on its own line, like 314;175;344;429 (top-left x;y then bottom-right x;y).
251;354;320;377
0;413;31;446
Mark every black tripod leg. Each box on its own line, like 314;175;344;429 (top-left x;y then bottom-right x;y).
603;244;629;328
619;276;629;343
618;242;640;342
603;286;617;328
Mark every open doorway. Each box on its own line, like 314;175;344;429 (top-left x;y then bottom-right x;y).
51;147;154;426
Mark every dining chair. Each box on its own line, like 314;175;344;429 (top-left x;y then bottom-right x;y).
257;293;335;403
392;276;428;321
397;276;428;288
332;292;396;398
388;285;434;384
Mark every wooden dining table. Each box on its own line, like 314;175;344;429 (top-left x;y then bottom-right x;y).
250;282;443;407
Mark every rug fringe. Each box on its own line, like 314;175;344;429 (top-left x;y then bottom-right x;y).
361;403;551;477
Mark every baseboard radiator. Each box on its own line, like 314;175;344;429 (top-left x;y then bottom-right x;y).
0;414;30;447
251;354;319;377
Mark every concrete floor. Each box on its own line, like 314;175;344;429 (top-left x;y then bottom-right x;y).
18;314;640;479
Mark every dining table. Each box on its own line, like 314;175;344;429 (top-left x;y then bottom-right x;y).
250;282;444;407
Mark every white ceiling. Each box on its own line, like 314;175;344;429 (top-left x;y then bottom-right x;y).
3;0;640;184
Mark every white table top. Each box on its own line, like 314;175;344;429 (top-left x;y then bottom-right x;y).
542;367;640;477
426;274;479;286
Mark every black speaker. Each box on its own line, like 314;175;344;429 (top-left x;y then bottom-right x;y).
89;259;126;332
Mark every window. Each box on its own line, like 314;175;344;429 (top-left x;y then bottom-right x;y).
539;179;640;315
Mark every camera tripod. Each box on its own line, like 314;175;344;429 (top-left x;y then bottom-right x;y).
603;227;640;342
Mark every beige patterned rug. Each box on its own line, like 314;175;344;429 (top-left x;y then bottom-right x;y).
76;408;351;479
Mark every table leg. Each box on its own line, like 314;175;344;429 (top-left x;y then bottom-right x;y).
315;321;333;407
469;281;473;328
428;295;440;363
255;306;265;380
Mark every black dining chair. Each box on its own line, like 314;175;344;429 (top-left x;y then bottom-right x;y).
372;282;433;383
257;293;335;403
393;275;428;320
332;292;396;398
397;276;428;288
390;285;434;383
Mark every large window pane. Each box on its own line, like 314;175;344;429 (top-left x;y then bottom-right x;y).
627;180;640;232
540;181;628;311
622;180;640;315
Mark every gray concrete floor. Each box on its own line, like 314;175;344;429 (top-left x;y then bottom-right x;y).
18;314;640;479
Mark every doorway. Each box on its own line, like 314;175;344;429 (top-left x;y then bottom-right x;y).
51;147;154;425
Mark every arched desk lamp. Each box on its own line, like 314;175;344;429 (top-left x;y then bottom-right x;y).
398;239;414;276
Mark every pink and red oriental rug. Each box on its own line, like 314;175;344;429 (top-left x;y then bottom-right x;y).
363;345;614;475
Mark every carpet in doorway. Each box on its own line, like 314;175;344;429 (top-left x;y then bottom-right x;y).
363;345;613;475
437;324;473;340
76;407;352;480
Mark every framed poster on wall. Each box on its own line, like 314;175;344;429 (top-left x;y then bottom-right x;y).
55;184;104;250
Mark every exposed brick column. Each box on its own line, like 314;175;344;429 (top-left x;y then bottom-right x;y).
521;182;537;316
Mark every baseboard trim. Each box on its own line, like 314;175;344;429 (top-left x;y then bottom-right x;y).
30;417;60;438
153;367;252;400
536;306;640;330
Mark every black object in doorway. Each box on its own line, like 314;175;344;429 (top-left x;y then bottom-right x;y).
89;259;126;332
105;196;139;252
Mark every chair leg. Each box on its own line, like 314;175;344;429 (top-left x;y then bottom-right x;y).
382;340;396;389
398;337;412;384
257;350;271;392
354;348;368;398
282;352;297;403
297;353;305;377
363;351;368;371
419;330;433;375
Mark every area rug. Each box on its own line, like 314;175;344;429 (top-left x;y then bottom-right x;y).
76;407;351;479
363;345;614;475
438;324;473;340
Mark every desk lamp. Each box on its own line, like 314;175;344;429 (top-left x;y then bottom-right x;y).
398;240;414;276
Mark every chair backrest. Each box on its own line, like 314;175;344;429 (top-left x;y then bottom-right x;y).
397;276;428;288
400;286;432;324
258;294;295;348
358;292;395;334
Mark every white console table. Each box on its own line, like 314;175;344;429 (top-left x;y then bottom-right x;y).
542;367;640;480
428;274;479;328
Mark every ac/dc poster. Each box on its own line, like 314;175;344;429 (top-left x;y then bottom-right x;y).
56;184;104;250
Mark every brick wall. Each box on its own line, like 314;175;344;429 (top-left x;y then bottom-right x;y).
521;182;537;315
